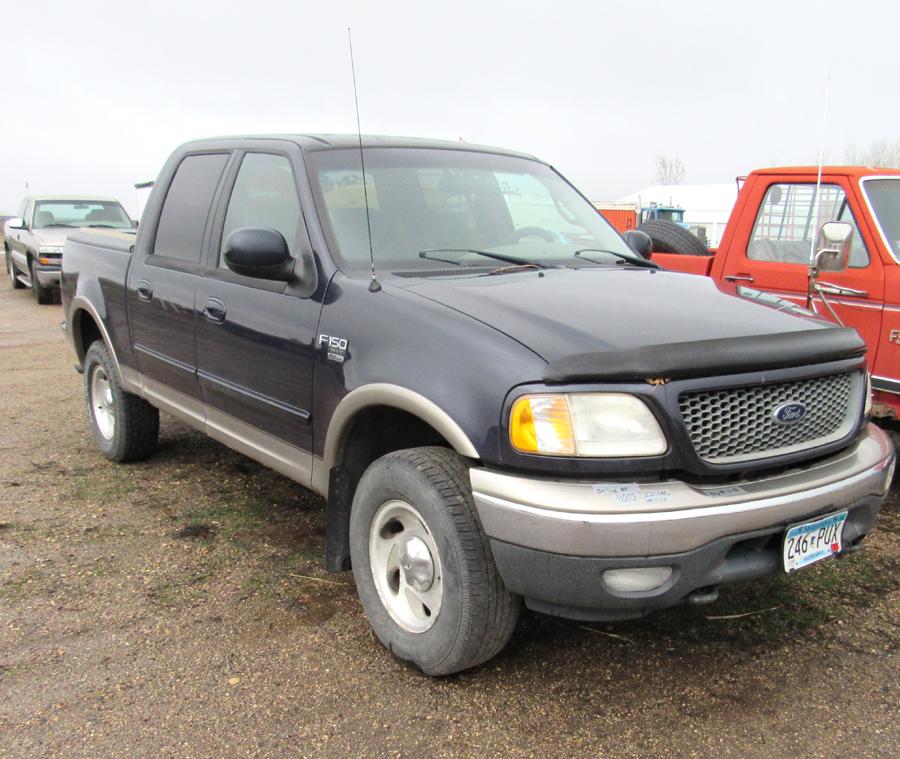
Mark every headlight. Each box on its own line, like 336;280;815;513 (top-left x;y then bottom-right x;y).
39;245;64;255
509;393;667;457
865;372;872;417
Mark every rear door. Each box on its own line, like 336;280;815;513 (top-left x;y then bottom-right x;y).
194;146;320;484
127;152;231;413
718;177;884;363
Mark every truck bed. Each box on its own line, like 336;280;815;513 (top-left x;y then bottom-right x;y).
62;230;137;372
650;251;715;276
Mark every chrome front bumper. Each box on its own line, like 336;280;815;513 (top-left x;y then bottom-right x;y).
471;424;894;559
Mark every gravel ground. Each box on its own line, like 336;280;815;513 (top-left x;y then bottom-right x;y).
1;260;898;758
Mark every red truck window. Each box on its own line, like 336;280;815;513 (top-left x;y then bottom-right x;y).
748;183;869;267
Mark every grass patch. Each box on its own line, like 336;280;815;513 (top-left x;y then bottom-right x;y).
68;470;137;503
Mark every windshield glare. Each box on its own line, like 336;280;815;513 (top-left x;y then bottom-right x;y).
310;148;637;271
33;200;132;229
863;178;900;260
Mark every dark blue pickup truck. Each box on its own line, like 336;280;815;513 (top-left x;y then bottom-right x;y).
62;135;894;675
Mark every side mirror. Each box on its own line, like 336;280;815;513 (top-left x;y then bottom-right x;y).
223;227;294;281
7;217;25;230
623;229;653;260
814;221;853;272
132;219;139;229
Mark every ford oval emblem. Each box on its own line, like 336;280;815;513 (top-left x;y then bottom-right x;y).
773;402;807;424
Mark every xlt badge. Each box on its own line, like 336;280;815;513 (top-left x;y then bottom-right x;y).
318;334;349;363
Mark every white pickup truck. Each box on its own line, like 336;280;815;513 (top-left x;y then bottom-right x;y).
4;195;133;303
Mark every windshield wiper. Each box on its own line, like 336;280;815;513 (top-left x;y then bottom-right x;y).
573;248;658;269
419;248;558;269
38;223;78;228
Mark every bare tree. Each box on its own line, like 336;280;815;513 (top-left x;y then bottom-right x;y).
653;155;686;185
844;139;900;168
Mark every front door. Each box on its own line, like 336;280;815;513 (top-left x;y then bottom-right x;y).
195;148;320;484
719;178;885;366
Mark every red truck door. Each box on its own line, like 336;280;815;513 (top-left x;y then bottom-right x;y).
717;176;884;367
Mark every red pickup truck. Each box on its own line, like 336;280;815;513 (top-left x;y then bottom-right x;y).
653;167;900;418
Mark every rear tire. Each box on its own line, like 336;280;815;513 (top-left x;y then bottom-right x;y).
349;447;520;675
84;341;159;462
637;219;709;256
30;259;53;304
6;248;24;289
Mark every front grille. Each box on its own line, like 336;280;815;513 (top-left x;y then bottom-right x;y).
679;371;862;464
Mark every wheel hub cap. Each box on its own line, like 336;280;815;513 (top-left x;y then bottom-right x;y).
369;500;443;633
399;536;434;592
90;366;116;441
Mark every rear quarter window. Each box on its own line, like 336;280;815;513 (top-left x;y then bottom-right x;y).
153;153;229;263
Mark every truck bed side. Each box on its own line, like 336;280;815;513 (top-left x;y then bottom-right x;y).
61;230;137;373
650;251;716;275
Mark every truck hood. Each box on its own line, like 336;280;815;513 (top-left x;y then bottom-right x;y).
398;267;839;365
30;229;71;247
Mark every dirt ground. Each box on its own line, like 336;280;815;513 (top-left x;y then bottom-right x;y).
1;261;898;758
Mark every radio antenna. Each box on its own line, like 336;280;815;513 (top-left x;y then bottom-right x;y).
348;28;380;293
805;74;831;313
808;74;831;266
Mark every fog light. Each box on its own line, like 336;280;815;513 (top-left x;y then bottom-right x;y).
603;567;672;593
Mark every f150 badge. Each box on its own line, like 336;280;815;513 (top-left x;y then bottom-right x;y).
318;334;349;363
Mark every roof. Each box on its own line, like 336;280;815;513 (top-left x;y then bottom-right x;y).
751;166;900;178
27;195;124;203
178;134;540;161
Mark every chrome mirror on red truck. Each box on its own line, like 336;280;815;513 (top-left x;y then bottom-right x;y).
805;220;855;323
814;221;853;273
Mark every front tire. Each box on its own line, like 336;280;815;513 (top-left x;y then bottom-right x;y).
349;447;520;675
30;259;53;304
84;341;159;462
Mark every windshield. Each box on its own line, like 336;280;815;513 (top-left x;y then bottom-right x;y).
309;148;638;271
862;178;900;260
32;200;132;229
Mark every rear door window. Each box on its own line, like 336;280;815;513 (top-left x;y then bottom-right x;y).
153;153;229;263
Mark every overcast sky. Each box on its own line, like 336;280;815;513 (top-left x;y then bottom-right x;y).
2;0;897;217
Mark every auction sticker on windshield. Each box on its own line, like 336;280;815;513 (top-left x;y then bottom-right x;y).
783;511;848;572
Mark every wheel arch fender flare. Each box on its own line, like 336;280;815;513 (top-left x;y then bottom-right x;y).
322;383;480;477
70;296;125;382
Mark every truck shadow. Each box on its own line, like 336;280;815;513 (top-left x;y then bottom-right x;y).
145;418;899;668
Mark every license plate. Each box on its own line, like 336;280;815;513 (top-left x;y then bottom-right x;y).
783;511;848;572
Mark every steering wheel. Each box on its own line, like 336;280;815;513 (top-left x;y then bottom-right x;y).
511;226;559;243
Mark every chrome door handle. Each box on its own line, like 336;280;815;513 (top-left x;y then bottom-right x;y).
136;280;153;301
724;274;755;283
816;281;868;298
203;297;226;323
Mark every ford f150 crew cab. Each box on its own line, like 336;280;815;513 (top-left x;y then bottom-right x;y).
61;137;895;675
647;167;900;420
